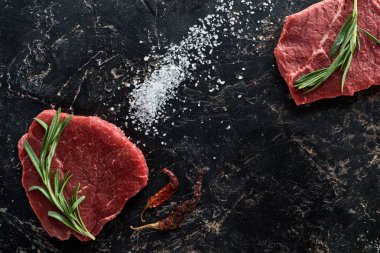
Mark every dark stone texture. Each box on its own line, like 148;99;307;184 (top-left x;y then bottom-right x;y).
1;0;380;252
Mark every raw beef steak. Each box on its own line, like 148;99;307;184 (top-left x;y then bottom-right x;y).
274;0;380;105
18;110;149;241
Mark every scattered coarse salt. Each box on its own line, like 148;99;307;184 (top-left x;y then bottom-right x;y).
129;12;225;129
127;0;275;133
129;59;188;128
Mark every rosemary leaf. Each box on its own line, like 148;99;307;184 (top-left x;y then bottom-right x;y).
357;32;361;50
70;196;86;215
72;183;80;202
295;68;328;84
360;28;380;45
59;173;73;194
46;140;58;178
342;52;354;91
48;211;78;232
28;186;51;201
54;170;60;196
329;15;353;57
24;141;43;179
33;118;48;131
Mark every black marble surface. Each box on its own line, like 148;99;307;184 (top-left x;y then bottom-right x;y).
2;0;380;252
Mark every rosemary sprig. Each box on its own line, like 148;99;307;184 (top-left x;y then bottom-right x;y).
24;108;95;240
294;0;380;93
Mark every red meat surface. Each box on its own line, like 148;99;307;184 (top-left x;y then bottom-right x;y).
274;0;380;105
18;110;149;241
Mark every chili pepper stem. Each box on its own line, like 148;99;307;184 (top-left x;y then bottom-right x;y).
130;222;160;231
140;204;151;222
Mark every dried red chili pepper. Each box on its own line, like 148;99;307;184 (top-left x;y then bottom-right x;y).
131;167;206;231
140;168;179;222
